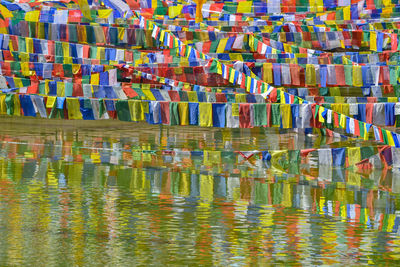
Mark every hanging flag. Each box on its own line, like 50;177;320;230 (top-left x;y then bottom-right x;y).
0;3;13;18
76;0;92;20
102;0;133;18
25;10;40;22
98;9;113;19
194;0;206;23
169;5;183;19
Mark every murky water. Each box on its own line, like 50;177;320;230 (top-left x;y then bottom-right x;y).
0;118;400;265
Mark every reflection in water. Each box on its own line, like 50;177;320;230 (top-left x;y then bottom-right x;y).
0;119;399;265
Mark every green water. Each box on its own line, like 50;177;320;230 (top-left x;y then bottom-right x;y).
0;119;400;265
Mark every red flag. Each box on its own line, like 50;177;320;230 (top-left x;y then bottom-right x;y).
391;34;398;51
239;103;251;128
334;112;339;128
354;119;360;136
301;148;316;157
269;88;277;103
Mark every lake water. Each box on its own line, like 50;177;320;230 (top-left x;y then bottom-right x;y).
0;118;399;265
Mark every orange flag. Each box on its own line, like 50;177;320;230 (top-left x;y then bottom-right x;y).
194;0;206;23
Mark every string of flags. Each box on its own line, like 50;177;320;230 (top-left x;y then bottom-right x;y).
0;0;400;154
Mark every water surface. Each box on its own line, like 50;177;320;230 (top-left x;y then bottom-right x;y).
0;118;399;265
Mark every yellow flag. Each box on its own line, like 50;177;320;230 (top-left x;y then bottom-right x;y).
280;90;286;104
348;147;361;166
62;43;70;57
280;104;292;128
387;214;396;232
340;40;345;49
78;0;92;20
45;80;50;95
318;106;325;123
0;4;13;18
199;174;213;202
353;65;363;87
363;124;369;140
235;94;245;104
178;102;189;125
317;0;324;12
310;0;316;12
20;52;29;62
282;183;292;208
368;24;374;31
270;150;288;174
339;114;346;129
263;63;273;83
129;100;144;121
179;173;190;197
216;38;228;53
118;27;125;40
159;30;165;43
25;10;40;22
72;64;81;75
229;69;235;84
142;89;156;101
91;73;99;85
341;103;350;116
0;95;6;115
141;101;149;113
187;91;198;102
21;62;32;76
316;0;324;12
38;22;45;39
204;151;221;166
187;91;199;102
169;5;183;19
370;31;377;51
335;96;345;104
14;94;20;116
232;103;239;116
237;1;252;13
347;172;361;187
66;98;83;120
194;0;206;23
98;9;112;18
343;6;351;20
14;78;23;88
230;53;243;61
63;57;72;64
246;77;251;92
216;61;222;75
199;103;212;127
305;64;316;86
283;43;291;53
151;0;157;9
46;96;57;109
387;130;395;146
57;82;65;97
383;0;391;7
